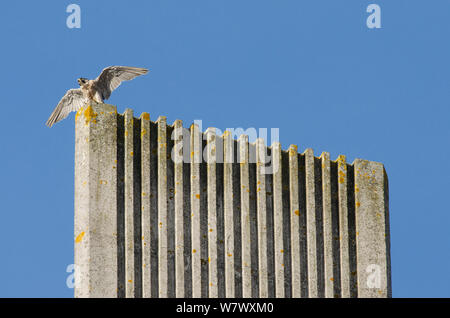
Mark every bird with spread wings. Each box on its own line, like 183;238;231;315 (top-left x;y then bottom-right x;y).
46;66;148;127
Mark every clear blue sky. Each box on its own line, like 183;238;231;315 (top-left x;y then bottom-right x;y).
0;0;448;298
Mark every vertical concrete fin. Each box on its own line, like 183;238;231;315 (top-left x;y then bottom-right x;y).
206;127;218;298
134;116;143;298
321;152;334;298
288;145;301;298
166;123;175;298
116;111;125;298
354;159;391;298
272;142;285;298
157;116;168;298
173;120;185;297
256;138;268;298
140;113;151;298
223;131;235;298
337;155;350;298
304;148;318;298
124;109;135;298
74;104;118;298
190;123;202;298
239;134;252;298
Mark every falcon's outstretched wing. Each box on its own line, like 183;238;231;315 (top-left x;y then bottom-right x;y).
46;89;88;127
95;66;148;101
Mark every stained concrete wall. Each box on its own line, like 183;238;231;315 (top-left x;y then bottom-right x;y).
74;103;391;298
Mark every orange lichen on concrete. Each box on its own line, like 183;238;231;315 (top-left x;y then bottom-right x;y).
289;145;298;157
75;107;83;122
83;105;98;125
75;231;85;243
337;155;347;169
338;170;346;184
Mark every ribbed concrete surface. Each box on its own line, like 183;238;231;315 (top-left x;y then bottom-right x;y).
75;103;391;298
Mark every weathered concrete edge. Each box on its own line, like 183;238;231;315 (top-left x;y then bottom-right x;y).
354;159;391;298
74;103;118;298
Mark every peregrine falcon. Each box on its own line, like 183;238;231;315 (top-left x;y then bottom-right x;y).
46;66;148;127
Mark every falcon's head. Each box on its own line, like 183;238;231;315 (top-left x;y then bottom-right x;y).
77;78;88;86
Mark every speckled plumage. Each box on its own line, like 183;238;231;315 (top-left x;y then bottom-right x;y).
46;66;148;127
